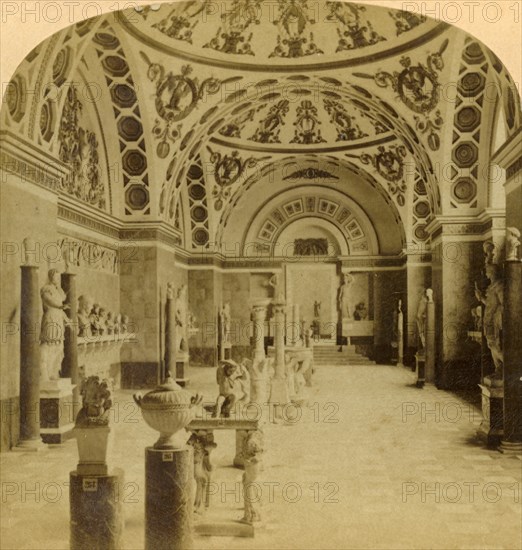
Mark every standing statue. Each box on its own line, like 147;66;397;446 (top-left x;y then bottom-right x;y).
212;360;250;418
222;303;231;344
475;263;504;378
313;301;321;318
337;272;354;318
187;431;217;515
242;430;264;524
268;273;284;302
175;284;188;352
40;269;70;381
506;227;521;261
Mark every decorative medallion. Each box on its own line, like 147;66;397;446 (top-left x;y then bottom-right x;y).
452;142;478;168
455;106;481;133
452;178;477;203
141;53;221;157
125;184;150;210
52;46;71;87
111;84;137;108
122;150;147;175
207;148;263;210
347;144;408;206
5;74;27;123
39;100;55;142
457;72;485;97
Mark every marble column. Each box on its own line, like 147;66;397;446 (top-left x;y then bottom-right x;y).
251;303;266;363
500;259;522;453
269;302;289;411
288;303;300;346
425;290;435;383
15;244;44;451
397;300;404;367
62;270;80;417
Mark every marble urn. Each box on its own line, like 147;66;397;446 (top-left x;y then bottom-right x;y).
134;378;201;449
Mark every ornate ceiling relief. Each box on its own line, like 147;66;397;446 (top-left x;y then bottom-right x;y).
57;86;107;210
92;29;151;215
354;39;449;151
207;147;268;211
185;156;210;249
411;171;432;246
346;144;409;207
140;53;222;158
449;41;490;209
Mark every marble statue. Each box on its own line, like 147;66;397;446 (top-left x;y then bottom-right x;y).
75;376;113;427
212;360;250;418
40;269;70;381
338;272;354;318
506;227;521;261
416;289;428;350
244;357;271;406
242;430;264;524
77;295;92;337
483;240;497;265
475;263;504;377
313;301;321;318
471;306;482;332
89;304;103;336
187;430;217;515
175;284;188;352
268;273;284;302
222;302;231;344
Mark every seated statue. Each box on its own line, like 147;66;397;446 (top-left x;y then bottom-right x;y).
212;360;250;418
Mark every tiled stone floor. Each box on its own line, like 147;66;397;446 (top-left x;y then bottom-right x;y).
1;364;521;549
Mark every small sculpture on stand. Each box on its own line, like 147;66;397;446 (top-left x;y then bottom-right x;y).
241;430;264;525
89;304;103;336
106;312;115;335
222;302;231;344
187;431;217;515
475;263;504;382
175;284;188;352
212;360;250;418
75;376;113;427
77;295;92;337
268;273;284;302
313;301;321;319
353;301;368;320
122;314;130;333
40;269;70;381
506;227;521;261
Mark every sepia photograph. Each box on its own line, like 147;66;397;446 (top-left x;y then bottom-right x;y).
0;1;521;548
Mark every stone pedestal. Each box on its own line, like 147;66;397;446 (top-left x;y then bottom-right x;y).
15;263;45;451
478;381;504;447
40;379;75;444
397;306;404;367
145;446;194;550
269;302;289;418
500;259;522;453
220;342;232;361
176;352;190;387
425;298;435;383
74;426;114;476
70;470;123;550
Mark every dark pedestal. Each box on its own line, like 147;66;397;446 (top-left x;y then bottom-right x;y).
69;470;123;550
477;382;504;447
145;446;194;550
176;359;189;387
415;352;425;388
40;380;75;443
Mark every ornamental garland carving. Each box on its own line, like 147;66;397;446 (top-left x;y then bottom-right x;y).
294;238;329;256
346;145;408;206
140;52;221;158
323;99;368;142
325;2;385;52
354;39;449;151
57;87;106;210
291;100;325;145
58;237;119;274
250;100;290;143
269;0;323;58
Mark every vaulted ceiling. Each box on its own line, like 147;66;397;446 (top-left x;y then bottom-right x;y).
2;0;520;257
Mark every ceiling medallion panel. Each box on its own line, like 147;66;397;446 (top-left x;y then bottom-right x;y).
121;1;443;71
354;39;449;151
